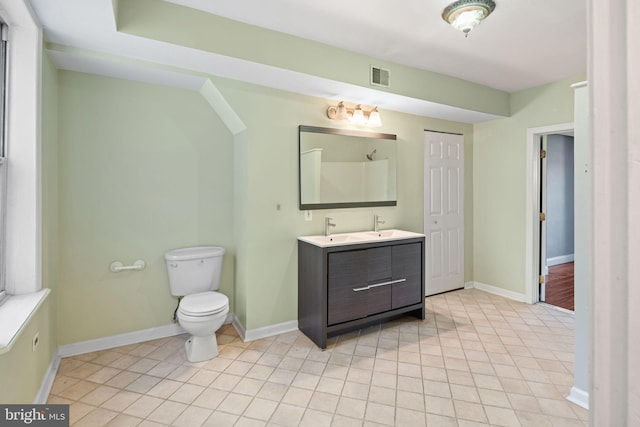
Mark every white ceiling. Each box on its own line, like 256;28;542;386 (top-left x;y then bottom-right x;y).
27;0;586;122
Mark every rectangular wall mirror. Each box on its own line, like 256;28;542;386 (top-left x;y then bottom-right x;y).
299;125;397;210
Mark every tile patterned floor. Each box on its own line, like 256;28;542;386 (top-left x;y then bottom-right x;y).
47;289;588;426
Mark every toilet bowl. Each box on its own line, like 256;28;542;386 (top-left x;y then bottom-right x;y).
177;291;229;361
165;246;228;362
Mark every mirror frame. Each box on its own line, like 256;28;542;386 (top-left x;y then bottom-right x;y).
298;125;397;210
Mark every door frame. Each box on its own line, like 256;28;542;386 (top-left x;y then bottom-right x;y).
525;122;574;304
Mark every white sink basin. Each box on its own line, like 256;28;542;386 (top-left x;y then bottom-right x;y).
364;229;413;239
299;229;424;248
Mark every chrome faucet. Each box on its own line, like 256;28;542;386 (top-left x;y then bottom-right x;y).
374;214;385;232
325;217;336;236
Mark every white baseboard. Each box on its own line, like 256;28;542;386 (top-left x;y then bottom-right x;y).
547;254;575;267
56;312;290;357
230;314;298;342
567;386;589;409
33;351;61;404
464;281;474;289
58;323;186;358
468;281;527;303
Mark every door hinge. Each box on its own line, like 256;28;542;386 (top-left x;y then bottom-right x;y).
539;275;545;284
539;212;546;221
540;150;547;159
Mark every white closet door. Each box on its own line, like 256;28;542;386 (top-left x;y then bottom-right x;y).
424;131;464;296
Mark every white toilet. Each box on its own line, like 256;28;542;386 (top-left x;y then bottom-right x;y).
165;246;229;362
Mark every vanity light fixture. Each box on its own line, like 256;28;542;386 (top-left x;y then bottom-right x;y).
442;0;496;37
327;101;382;127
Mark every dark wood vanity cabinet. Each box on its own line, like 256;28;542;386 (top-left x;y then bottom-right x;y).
298;237;425;348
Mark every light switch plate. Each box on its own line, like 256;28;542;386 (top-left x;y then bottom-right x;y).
304;210;312;221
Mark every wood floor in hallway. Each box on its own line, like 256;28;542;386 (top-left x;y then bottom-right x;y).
545;262;574;311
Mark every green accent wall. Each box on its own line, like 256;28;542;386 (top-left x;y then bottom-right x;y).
0;302;55;403
56;72;234;344
472;75;585;293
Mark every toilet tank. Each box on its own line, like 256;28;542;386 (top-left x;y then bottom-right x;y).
165;246;225;296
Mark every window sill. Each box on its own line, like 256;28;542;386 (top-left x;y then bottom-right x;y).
0;289;50;355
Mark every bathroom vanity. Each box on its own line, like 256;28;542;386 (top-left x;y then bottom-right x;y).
298;230;425;348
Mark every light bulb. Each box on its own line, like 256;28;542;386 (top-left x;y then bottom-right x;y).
368;108;382;127
351;105;366;124
451;9;484;36
335;101;348;120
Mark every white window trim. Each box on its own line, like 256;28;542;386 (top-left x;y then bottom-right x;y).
0;0;45;352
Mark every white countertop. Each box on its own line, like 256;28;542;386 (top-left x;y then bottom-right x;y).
298;229;425;248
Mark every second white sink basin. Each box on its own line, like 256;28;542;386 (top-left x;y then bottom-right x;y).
364;229;415;239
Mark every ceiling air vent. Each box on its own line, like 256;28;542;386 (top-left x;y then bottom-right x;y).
370;66;390;88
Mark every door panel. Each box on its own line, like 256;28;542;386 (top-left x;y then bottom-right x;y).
391;243;423;308
424;131;464;296
447;228;461;276
327;251;367;325
367;247;392;282
430;167;443;215
447;166;460;214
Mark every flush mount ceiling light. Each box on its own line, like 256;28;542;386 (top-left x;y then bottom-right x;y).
442;0;496;37
327;101;382;127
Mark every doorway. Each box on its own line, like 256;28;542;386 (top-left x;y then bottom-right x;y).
525;122;575;306
540;134;575;311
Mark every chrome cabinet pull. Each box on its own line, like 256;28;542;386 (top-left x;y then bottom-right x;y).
352;278;407;292
369;278;407;289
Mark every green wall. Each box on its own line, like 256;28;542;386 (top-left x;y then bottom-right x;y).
0;302;56;403
472;75;584;293
56;71;234;345
0;53;59;404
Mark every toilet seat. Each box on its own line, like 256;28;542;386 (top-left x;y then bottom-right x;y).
179;291;228;317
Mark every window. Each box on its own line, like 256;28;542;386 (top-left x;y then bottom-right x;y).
0;21;7;304
0;1;49;352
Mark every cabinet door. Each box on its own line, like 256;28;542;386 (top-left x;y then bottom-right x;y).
327;250;367;325
367;247;392;315
392;243;423;309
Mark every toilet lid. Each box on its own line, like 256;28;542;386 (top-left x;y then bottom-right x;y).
180;292;228;316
